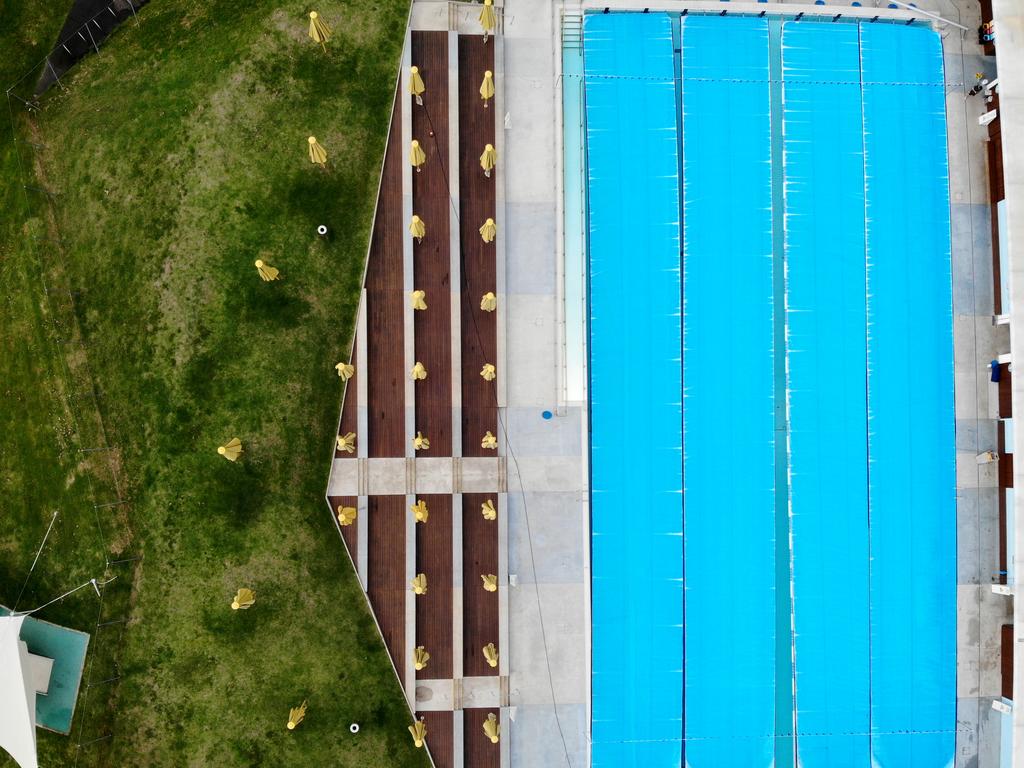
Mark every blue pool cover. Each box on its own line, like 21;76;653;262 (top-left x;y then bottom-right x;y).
585;12;683;767
584;13;954;768
681;15;777;768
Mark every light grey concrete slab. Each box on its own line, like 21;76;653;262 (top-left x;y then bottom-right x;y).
507;456;582;494
957;697;981;768
506;294;559;408
504;202;557;294
462;675;503;708
328;458;360;496
507;703;586;768
504;407;582;457
415;457;456;494
951;203;994;316
415;678;455;711
507;492;585;585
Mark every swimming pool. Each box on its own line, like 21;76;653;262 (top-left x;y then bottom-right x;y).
583;12;954;767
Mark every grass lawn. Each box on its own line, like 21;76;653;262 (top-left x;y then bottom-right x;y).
1;1;430;766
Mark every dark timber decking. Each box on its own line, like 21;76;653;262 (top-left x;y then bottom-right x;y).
416;494;453;678
458;36;498;457
367;496;406;667
420;710;455;768
367;88;406;459
463;493;499;677
412;31;454;456
464;708;501;768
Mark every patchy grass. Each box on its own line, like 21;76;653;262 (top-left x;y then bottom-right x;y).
1;0;429;766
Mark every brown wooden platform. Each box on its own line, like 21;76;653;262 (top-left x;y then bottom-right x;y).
367;88;407;459
420;710;455;768
412;30;454;456
464;708;501;768
463;493;499;677
458;35;499;458
368;495;407;667
416;494;454;678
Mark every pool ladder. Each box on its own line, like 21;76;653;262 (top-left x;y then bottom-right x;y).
562;10;582;50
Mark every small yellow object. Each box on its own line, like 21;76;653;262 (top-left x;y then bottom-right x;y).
337;505;357;526
414;431;430;451
480;143;497;178
411;290;427;311
480;292;497;312
411;361;428;381
335;362;355;380
409;717;427;748
480;70;495;106
413;645;430;671
481;573;498;592
481;499;497;520
255;259;281;281
218;437;243;461
480;363;496;381
231;588;255;610
411;573;428;595
411;499;429;523
308;11;331;52
287;700;307;730
483;712;500;744
409;65;426;106
483;642;499;668
307;135;327;166
336;431;356;454
481;430;498;450
410;214;426;242
479;218;496;243
410;139;427;171
479;0;496;41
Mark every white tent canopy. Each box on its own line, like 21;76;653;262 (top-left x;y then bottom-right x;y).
0;615;38;768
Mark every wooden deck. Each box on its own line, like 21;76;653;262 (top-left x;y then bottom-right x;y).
412;31;454;456
458;36;498;458
462;493;499;677
464;708;501;768
416;494;454;678
367;495;407;667
420;710;455;768
367;89;407;459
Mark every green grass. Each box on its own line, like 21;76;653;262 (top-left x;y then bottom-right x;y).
1;1;430;765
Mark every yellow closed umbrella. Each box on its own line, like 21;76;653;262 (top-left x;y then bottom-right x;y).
336;431;356;453
411;573;428;595
483;642;499;668
409;65;426;106
480;70;495;107
255;259;281;281
480;143;497;178
413;645;430;671
414;431;430;451
481;430;498;450
481;573;498;592
479;218;496;243
410;139;427;172
218;437;243;461
409;717;427;748
480;292;497;312
479;0;496;42
411;290;427;311
308;11;331;52
308;135;327;166
481;363;496;381
483;713;500;744
287;700;307;730
411;361;427;380
410;214;426;243
411;499;429;523
231;588;256;610
481;498;497;520
335;361;355;380
337;505;357;526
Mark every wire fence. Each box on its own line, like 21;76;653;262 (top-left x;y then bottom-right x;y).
5;2;148;764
